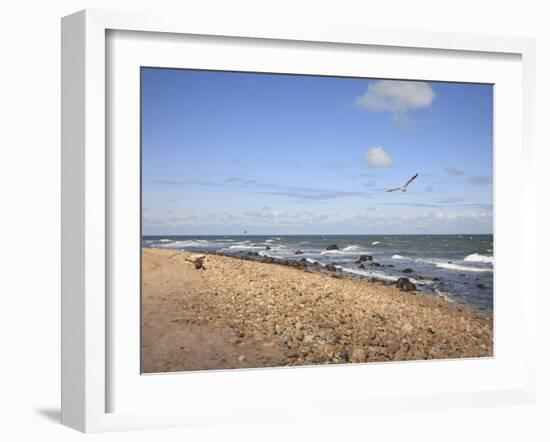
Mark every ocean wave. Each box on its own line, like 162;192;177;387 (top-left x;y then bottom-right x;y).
392;254;406;260
265;244;287;251
158;239;172;243
157;239;209;248
320;245;363;255
340;266;398;282
435;262;492;273
371;241;380;245
228;244;263;250
320;249;359;256
464;253;493;264
342;245;360;251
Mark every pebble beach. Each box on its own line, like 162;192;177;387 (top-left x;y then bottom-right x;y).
141;248;493;373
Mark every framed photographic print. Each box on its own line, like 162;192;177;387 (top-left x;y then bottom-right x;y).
61;9;537;432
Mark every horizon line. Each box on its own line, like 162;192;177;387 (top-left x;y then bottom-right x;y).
142;232;494;237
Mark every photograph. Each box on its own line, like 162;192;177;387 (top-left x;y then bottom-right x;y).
140;67;494;373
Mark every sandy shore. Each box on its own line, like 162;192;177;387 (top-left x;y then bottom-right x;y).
141;248;493;373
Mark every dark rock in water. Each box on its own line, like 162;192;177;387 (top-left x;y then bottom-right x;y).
265;246;271;250
325;264;337;272
263;256;275;263
300;257;307;262
358;254;373;262
326;244;339;250
402;268;413;273
416;275;424;280
358;264;365;269
295;250;304;255
247;251;259;256
476;283;486;289
370;262;381;267
387;264;394;267
432;277;440;281
396;277;416;291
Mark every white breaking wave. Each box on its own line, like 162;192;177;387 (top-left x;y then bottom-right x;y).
341;266;398;282
342;266;429;285
371;241;380;245
265;244;286;251
464;253;494;264
342;245;360;251
157;239;209;248
436;262;492;273
321;249;359;256
320;245;362;255
392;254;406;260
228;244;264;250
158;239;172;243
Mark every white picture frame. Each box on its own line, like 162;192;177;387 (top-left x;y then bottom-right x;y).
61;9;537;433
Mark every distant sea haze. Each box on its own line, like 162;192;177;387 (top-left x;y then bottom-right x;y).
142;234;494;311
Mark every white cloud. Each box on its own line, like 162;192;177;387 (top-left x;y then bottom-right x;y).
469;176;492;185
363;146;393;168
445;165;465;176
355;80;436;120
143;205;492;234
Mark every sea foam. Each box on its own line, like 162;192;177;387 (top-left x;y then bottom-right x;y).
464;253;494;264
436;262;492;273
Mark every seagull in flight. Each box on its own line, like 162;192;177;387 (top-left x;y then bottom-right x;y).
386;173;419;192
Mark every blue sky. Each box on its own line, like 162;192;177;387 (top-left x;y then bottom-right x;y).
141;68;493;235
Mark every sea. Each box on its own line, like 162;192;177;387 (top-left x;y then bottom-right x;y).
142;234;494;312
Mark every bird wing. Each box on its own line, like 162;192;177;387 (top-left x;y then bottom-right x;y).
386;187;401;192
403;173;419;188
